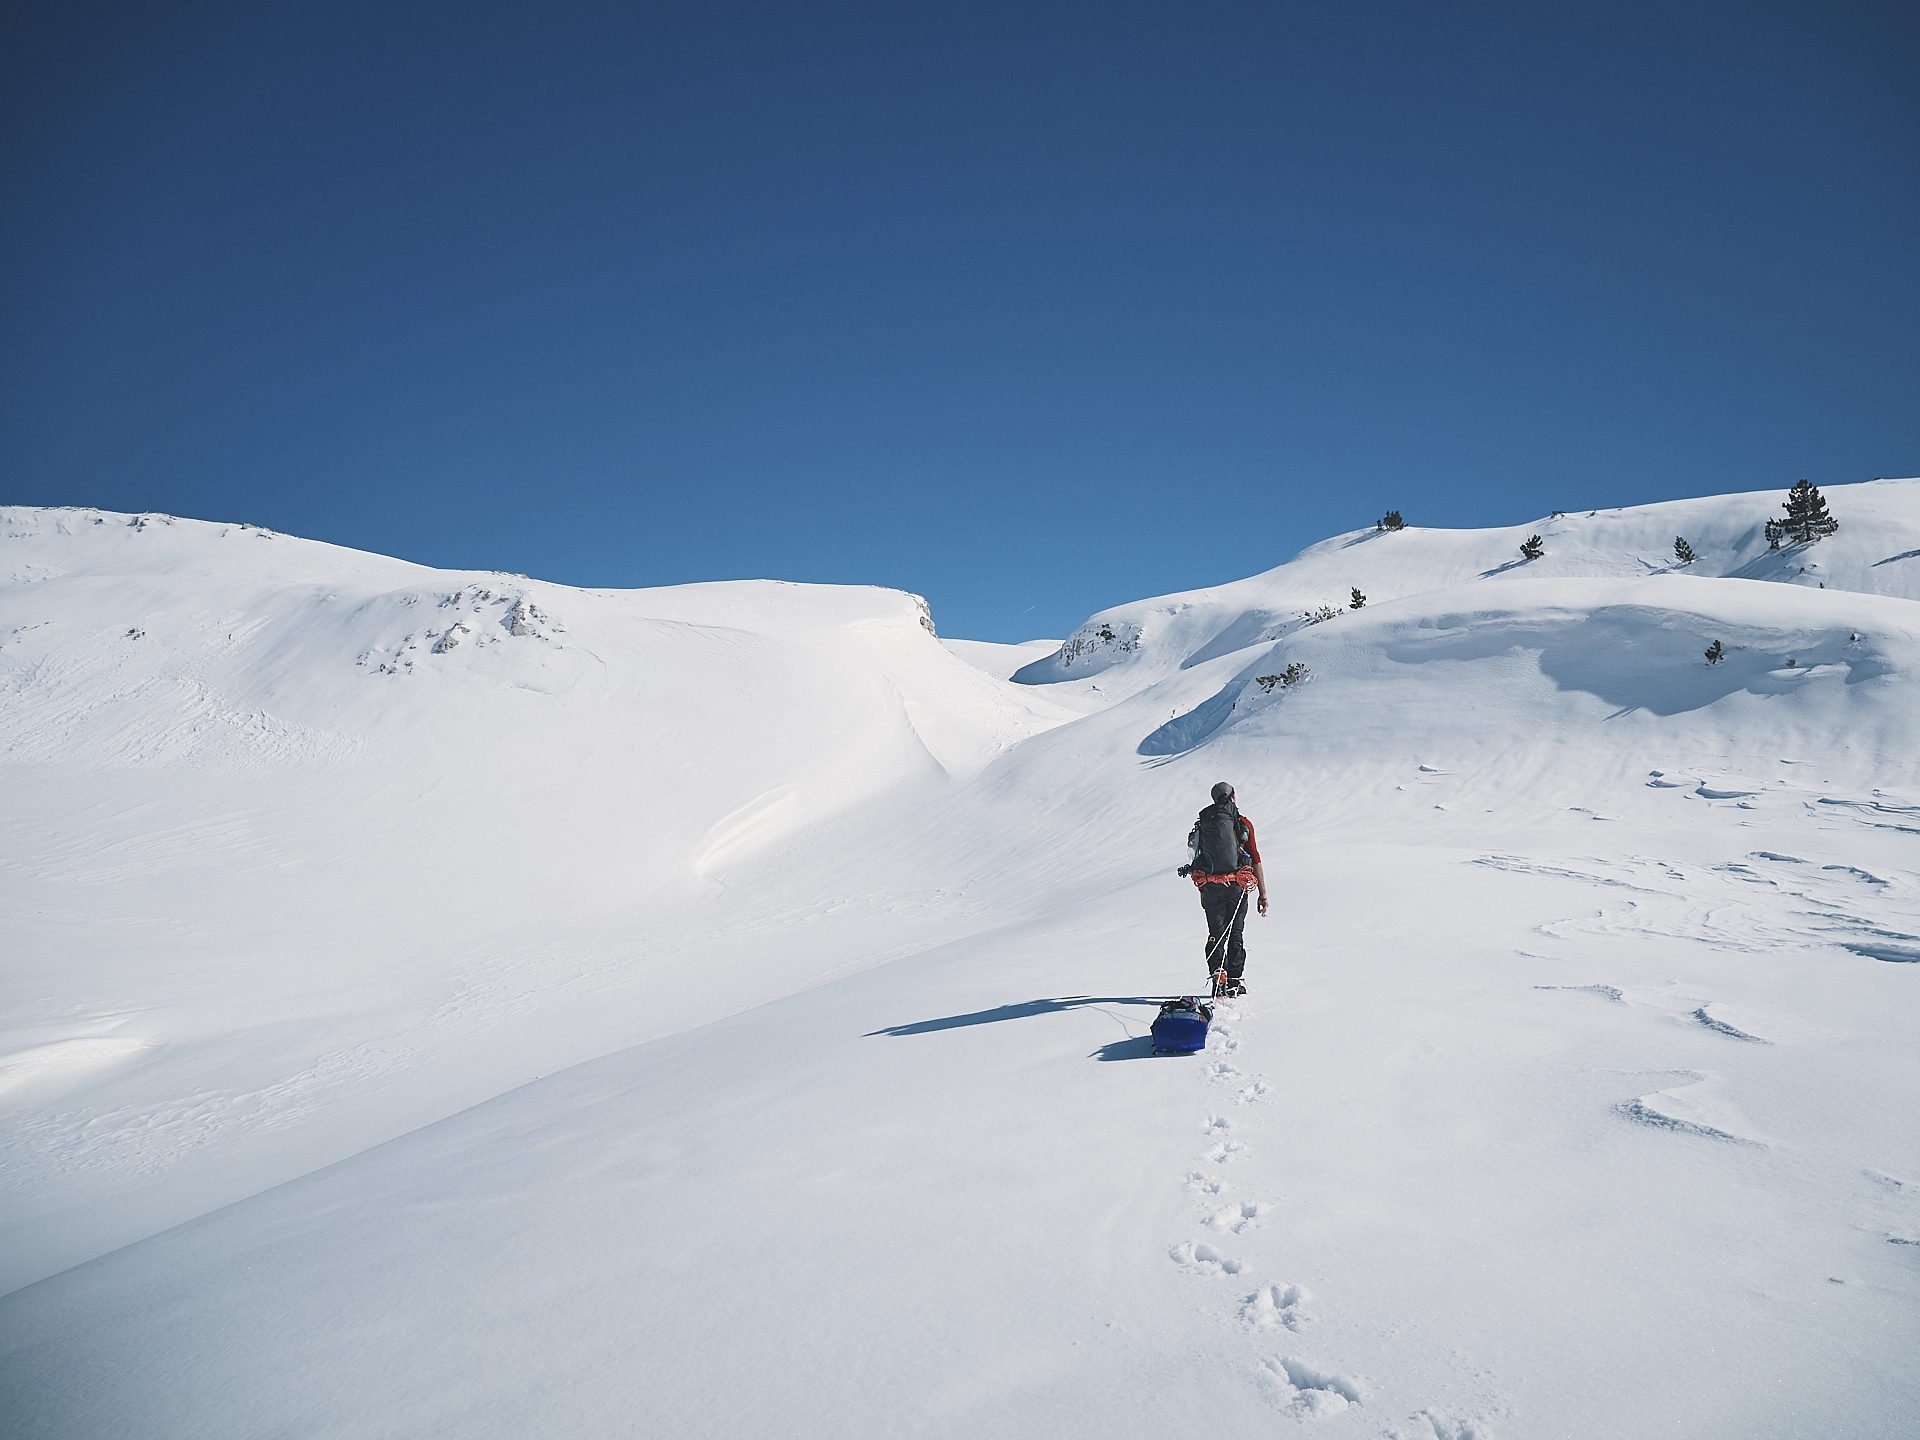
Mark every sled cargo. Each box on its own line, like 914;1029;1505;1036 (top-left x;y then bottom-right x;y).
1150;997;1211;1055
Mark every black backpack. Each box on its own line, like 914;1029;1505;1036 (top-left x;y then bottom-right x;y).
1186;801;1248;875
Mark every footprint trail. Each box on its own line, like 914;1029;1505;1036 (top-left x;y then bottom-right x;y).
1158;994;1502;1432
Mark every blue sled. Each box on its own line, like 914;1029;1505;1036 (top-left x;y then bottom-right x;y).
1151;997;1212;1055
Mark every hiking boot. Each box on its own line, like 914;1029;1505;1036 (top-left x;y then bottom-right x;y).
1226;978;1247;997
1210;969;1229;998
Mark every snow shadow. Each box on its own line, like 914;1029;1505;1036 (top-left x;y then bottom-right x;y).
1844;942;1920;964
1181;609;1294;670
1138;683;1240;754
1090;1035;1160;1061
867;996;1164;1037
1532;609;1894;712
1373;606;1895;718
1721;542;1828;584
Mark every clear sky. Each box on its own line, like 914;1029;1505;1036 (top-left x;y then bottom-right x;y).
4;2;1916;641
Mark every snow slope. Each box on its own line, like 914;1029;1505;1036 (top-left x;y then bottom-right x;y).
3;485;1918;1438
0;507;1072;1290
1011;477;1920;700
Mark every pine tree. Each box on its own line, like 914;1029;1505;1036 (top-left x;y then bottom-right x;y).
1377;511;1404;531
1673;536;1695;565
1349;587;1366;609
1704;640;1723;665
1519;534;1544;561
1778;480;1838;544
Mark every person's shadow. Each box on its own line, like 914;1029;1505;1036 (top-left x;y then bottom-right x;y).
866;996;1184;1061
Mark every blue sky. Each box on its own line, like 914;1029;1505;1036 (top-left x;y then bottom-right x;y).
4;1;1915;641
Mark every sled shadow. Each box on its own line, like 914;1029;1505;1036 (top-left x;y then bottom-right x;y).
1090;1035;1161;1061
867;996;1164;1037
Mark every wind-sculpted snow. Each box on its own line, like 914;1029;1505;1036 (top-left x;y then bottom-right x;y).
3;486;1919;1439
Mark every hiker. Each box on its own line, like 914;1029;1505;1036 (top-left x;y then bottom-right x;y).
1180;780;1268;997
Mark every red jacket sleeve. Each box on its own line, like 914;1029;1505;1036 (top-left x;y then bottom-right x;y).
1240;816;1261;866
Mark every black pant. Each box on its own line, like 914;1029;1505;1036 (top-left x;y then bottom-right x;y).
1200;881;1249;980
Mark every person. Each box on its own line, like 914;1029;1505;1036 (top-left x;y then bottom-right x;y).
1179;780;1268;996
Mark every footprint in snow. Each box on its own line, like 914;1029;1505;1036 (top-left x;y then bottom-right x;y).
1237;1078;1273;1104
1239;1282;1311;1331
1200;1116;1247;1163
1184;1170;1224;1195
1258;1356;1362;1417
1206;1200;1271;1234
1169;1241;1243;1276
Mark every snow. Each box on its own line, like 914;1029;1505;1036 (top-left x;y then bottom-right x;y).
942;635;1064;681
3;484;1918;1437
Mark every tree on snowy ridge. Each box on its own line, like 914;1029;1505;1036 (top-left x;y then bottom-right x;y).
1377;510;1404;531
1673;536;1695;565
1519;534;1544;560
1349;587;1366;609
1766;479;1838;547
1256;662;1312;692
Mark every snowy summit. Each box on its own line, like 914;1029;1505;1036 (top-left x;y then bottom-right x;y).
3;479;1919;1437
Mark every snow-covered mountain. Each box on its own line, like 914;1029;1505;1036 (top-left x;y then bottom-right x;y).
3;482;1917;1438
1013;478;1920;695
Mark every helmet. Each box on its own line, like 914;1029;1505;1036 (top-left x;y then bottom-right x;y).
1210;781;1235;804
